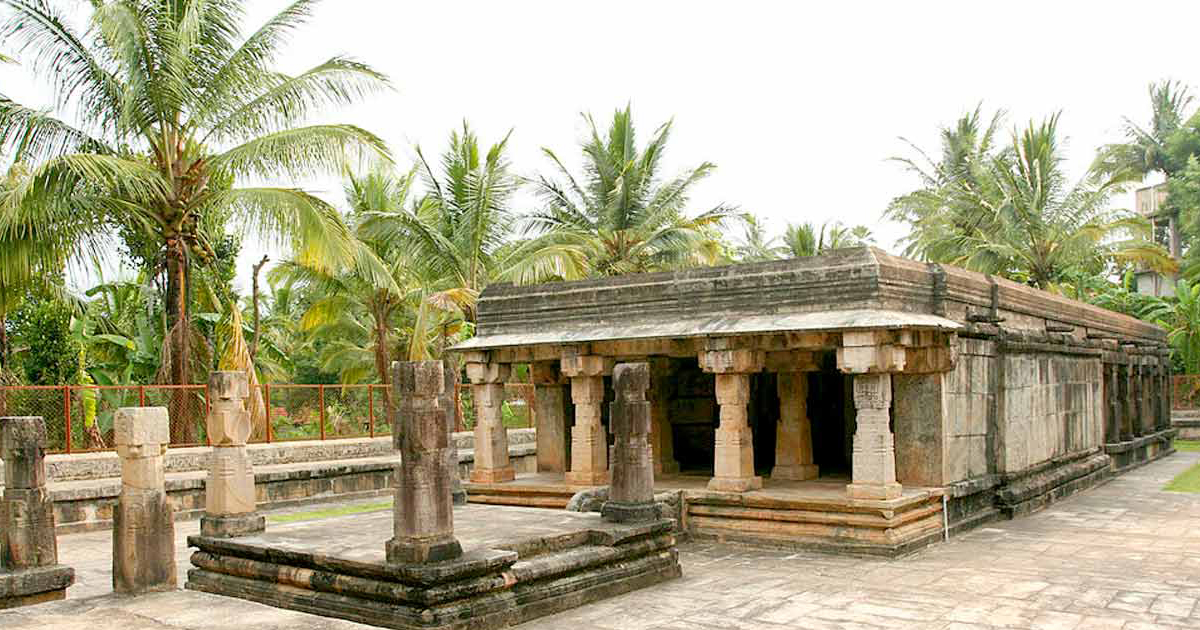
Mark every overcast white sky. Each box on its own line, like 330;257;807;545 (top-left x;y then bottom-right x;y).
7;0;1200;292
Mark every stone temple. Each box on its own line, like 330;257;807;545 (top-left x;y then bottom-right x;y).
454;247;1176;556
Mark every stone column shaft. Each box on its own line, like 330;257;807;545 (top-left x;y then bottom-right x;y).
566;375;609;485
1118;364;1134;441
603;363;658;522
387;361;462;565
466;360;515;483
533;362;570;474
113;407;176;594
201;371;264;538
649;360;679;476
846;373;902;500
774;371;819;481
708;373;763;492
438;362;467;505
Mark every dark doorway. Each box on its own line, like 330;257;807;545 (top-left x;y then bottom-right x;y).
750;372;779;476
809;367;853;477
667;358;716;474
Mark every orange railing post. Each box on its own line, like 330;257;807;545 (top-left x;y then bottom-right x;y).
63;385;71;455
318;384;326;441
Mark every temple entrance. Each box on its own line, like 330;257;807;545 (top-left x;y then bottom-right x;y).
668;358;716;474
809;368;853;477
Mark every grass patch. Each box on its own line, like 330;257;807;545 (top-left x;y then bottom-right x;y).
1175;440;1200;452
268;499;392;524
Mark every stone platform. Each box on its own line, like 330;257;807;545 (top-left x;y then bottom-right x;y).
466;473;946;557
184;504;680;630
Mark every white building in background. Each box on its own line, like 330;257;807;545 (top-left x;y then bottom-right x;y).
1133;182;1182;297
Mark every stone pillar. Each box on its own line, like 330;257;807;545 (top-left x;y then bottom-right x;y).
846;374;903;500
1132;363;1146;437
1141;364;1155;435
1103;363;1119;443
1118;363;1134;441
200;371;264;538
773;371;819;481
386;361;462;565
438;361;467;505
649;359;679;476
0;417;74;608
113;407;176;594
466;361;515;483
602;363;658;522
562;354;612;486
702;348;764;492
532;362;570;474
1160;362;1172;431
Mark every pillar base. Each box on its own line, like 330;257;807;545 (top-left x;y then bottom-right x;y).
565;470;610;487
771;464;819;481
0;565;74;610
200;513;266;538
601;501;660;523
385;535;463;565
469;467;515;483
846;482;902;500
707;475;763;492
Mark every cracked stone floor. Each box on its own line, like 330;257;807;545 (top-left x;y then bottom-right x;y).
3;451;1200;629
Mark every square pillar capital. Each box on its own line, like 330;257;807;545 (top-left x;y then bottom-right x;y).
561;354;613;377
465;362;510;385
700;349;764;374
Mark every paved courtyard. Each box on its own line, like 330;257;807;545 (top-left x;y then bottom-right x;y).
3;452;1200;630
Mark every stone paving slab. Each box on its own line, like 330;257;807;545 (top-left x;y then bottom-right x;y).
4;453;1200;629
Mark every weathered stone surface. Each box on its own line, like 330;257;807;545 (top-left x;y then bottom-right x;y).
708;373;761;492
437;362;468;506
1;418;46;490
533;365;570;474
467;362;515;484
113;407;176;595
207;371;251;446
387;360;462;566
603;363;658;523
0;416;73;608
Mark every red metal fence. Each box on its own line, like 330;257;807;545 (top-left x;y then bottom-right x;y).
0;382;536;454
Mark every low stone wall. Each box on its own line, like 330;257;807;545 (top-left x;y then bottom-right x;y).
1173;410;1200;440
26;429;538;534
1105;428;1177;473
0;429;537;484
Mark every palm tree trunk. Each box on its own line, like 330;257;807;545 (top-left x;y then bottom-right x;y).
166;245;195;444
250;255;269;361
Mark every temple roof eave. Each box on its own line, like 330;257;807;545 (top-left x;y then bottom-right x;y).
449;309;961;353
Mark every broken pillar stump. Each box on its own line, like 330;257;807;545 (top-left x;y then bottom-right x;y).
386;360;463;565
602;363;659;523
201;371;265;538
0;416;74;608
113;407;177;594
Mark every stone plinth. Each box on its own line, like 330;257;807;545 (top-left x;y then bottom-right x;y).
602;363;658;523
201;371;265;538
386;361;462;565
113;407;176;594
0;417;73;608
846;374;902;500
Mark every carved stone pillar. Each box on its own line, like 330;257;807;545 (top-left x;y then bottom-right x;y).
386;361;462;565
774;371;819;481
562;354;612;486
1118;363;1134;441
0;416;74;608
466;361;515;483
701;348;764;492
602;363;658;522
846;374;902;500
1132;363;1146;437
1103;363;1119;443
1160;362;1172;431
1141;363;1155;435
113;407;176;594
649;358;679;476
201;371;264;538
532;362;570;474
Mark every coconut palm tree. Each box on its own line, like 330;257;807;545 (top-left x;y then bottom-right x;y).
894;112;1175;290
524;105;740;277
1093;80;1195;181
0;0;390;438
732;214;785;262
781;220;875;258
